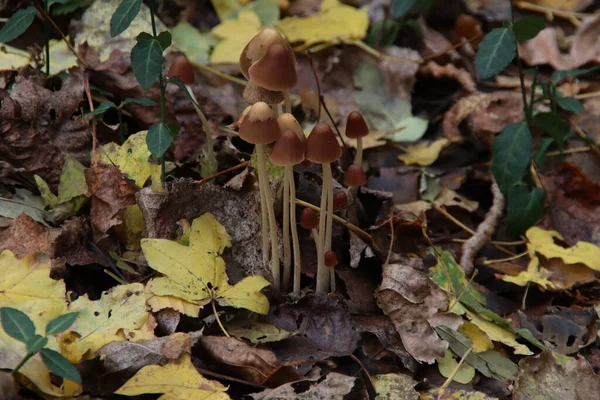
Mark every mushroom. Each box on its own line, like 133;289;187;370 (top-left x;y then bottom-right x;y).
270;128;305;294
345;111;369;166
167;56;217;176
305;123;342;293
239;102;281;289
343;164;367;187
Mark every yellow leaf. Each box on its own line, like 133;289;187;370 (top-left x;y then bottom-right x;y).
141;213;270;314
210;9;261;64
466;311;532;355
275;0;369;50
526;227;600;271
398;139;448;166
437;350;475;384
98;131;163;191
62;283;154;363
116;353;230;399
114;205;145;251
47;39;78;76
0;251;80;397
0;44;31;71
502;252;556;289
458;322;493;353
147;294;201;317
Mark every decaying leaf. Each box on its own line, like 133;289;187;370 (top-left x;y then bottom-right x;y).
372;373;418;400
226;320;294;344
0;214;51;258
142;213;270;314
251;372;355;399
420;389;499;400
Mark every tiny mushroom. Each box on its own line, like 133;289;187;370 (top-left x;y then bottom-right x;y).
345;111;369;166
343;164;367;187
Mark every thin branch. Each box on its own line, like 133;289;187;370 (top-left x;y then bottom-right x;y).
189;60;248;86
436;347;474;400
83;76;98;165
195;161;249;185
515;1;590;26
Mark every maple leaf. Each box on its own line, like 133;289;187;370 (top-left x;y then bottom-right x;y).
116;353;230;399
141;213;270;315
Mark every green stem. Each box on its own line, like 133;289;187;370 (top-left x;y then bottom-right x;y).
117;110;125;144
510;0;531;126
12;352;35;375
44;0;49;75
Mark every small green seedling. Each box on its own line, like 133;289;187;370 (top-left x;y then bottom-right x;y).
85;97;157;143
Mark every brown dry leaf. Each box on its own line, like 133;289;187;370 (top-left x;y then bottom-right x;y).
419;61;476;92
514;350;600;400
519;16;600;70
250;372;356;399
375;256;455;364
0;214;51;258
370;215;429;257
85;164;138;243
0;371;16;400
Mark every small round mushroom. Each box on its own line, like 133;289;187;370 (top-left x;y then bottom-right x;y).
324;251;338;267
240;28;292;78
239;102;281;289
333;192;348;211
300;208;319;230
270;129;305;294
305;123;342;293
167;56;216;176
343;164;367;187
345;111;369;166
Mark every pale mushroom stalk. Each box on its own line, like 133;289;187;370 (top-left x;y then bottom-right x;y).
282;166;291;291
316;168;330;293
288;167;302;295
284;91;292;114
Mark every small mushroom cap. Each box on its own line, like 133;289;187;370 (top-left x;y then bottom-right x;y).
300;208;319;230
249;43;297;91
278;113;305;142
333;192;348;210
344;164;367;187
270;129;305;166
240;28;292;79
305;123;342;164
243;81;284;104
239;102;280;144
345;111;369;139
167;56;195;85
324;251;338;267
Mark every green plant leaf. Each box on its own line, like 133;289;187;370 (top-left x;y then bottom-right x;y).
556;96;583;115
119;97;157;108
51;0;91;16
110;0;142;37
551;66;600;83
26;334;48;354
506;186;545;237
40;348;82;384
166;122;181;136
146;123;173;157
0;7;38;43
0;307;36;343
492;122;532;193
392;0;417;18
136;31;153;42
157;31;171;50
85;101;117;116
533;112;571;146
45;312;79;336
513;16;545;41
475;27;516;79
366;20;400;47
533;137;554;166
131;37;163;90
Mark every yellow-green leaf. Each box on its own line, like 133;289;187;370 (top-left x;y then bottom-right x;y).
34;175;58;208
58;156;89;204
437;349;475;384
398;139;448;166
527;227;600;270
210;9;261;64
458;322;493;353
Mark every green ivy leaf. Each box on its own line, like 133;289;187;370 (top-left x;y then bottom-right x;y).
506;186;545;236
475;27;516;79
85;101;117;116
366;20;400;47
533;138;554;167
110;0;142;37
45;312;78;336
40;348;82;384
26;334;48;354
513;16;545;41
166;122;181;136
392;0;417;18
551;66;600;83
492;122;532;194
157;31;172;50
136;31;153;42
119;97;157;108
0;7;38;43
556;96;583;115
131;37;163;90
0;307;36;343
533;112;571;146
147;123;173;157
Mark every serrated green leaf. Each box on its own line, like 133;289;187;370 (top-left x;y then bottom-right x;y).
492;122;531;193
0;307;36;343
513;16;545;41
534;112;571;146
475;27;516;79
392;0;417;18
45;312;78;336
0;7;37;43
552;66;600;83
40;348;81;384
26;334;48;354
110;0;142;37
147;123;173;157
131;37;163;90
366;20;400;47
506;186;545;237
119;97;157;108
157;30;171;50
557;96;583;115
533;137;554;166
85;101;117;116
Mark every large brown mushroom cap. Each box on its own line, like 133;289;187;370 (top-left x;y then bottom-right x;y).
343;164;367;187
248;43;297;91
345;111;369;139
238;102;280;145
277;113;305;142
305;123;342;164
270;129;305;166
243;81;284;105
240;28;293;79
167;55;195;85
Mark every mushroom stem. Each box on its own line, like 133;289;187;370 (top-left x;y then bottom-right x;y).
282;166;291;291
185;86;217;176
284;91;291;114
258;173;269;271
316;162;333;293
288;167;302;295
257;144;280;289
325;167;335;293
355;137;363;166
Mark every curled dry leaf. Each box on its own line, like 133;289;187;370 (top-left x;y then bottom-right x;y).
419;61;476;92
250;372;356;400
0;214;51;258
375;256;453;364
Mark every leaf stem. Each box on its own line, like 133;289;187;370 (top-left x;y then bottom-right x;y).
211;300;230;337
12;352;35;375
436;347;473;400
44;0;49;76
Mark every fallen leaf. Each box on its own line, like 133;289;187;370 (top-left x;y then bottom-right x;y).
146;294;201;318
419;61;476;92
437;349;475;384
275;0;369;50
171;22;218;65
0;44;30;70
372;373;418;400
251;372;355;399
115;353;230;399
466;311;532;355
226;320;294;344
523;0;593;12
527;227;600;270
420;389;499;400
398;139;449;166
458;322;493;353
0;214;51;258
47;39;79;75
210;9;262;64
114;204;145;251
62;283;155;363
142;213;270;314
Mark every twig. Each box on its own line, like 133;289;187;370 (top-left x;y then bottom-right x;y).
483;250;528;265
421;33;484;63
384;218;394;266
189;60;248;86
436;347;473;400
343;39;422;64
574;90;600;100
305;50;322;121
515;1;592;26
83;76;98;165
194;363;266;389
460;178;505;276
349;354;376;395
195;161;249;185
571;122;600;159
546;146;590;156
